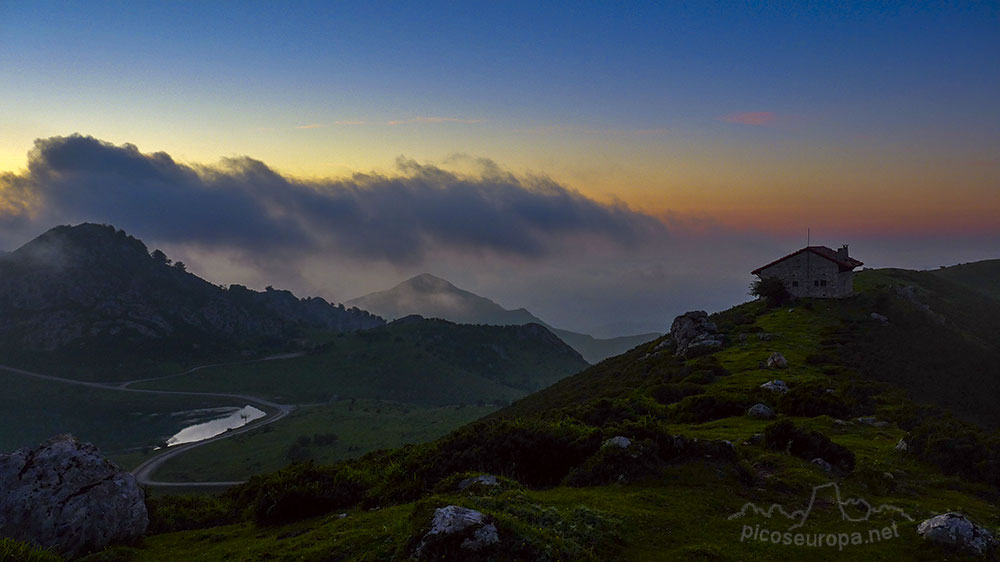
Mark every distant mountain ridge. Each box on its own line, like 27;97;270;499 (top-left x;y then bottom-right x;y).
0;223;384;378
347;273;661;363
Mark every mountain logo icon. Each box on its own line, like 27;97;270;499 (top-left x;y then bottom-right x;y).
728;482;914;531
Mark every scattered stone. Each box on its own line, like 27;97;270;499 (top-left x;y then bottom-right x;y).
0;434;148;557
855;417;889;428
669;311;725;358
415;505;500;558
746;403;776;420
758;332;776;341
457;474;500;490
894;439;908;453
738;333;748;342
870;312;889;324
917;512;997;555
603;436;632;449
759;379;789;394
811;458;833;473
833;419;847;426
744;433;764;447
766;352;788;369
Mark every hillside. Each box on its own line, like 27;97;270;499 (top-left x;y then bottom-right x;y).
929;258;1000;302
134;316;588;406
0;224;383;380
347;273;660;363
91;263;1000;561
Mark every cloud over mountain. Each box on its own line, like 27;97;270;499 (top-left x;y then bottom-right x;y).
0;135;667;263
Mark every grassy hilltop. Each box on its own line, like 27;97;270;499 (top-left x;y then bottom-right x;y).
68;263;999;562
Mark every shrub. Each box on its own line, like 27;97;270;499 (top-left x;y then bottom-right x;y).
778;383;849;418
146;494;236;534
649;382;704;405
750;277;792;307
681;370;715;384
672;393;750;423
764;420;855;472
563;439;665;486
408;419;602;490
227;462;371;525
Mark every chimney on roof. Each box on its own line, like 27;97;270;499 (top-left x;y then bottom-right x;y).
837;245;849;259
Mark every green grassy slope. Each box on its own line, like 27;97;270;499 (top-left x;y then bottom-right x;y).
94;270;999;562
845;268;1000;428
929;258;1000;301
148;400;496;482
134;318;588;406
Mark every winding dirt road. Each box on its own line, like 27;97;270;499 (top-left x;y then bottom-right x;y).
0;356;299;487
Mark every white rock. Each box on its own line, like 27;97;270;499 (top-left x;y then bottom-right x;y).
917;512;997;555
603;436;632;449
760;380;789;394
0;434;147;557
457;474;499;490
766;352;788;369
811;458;833;473
746;403;776;420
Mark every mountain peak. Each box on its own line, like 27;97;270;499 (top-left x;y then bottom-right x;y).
12;223;150;268
401;273;458;293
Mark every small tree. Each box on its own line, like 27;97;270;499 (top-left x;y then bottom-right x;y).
750;276;791;307
151;249;171;265
173;261;187;272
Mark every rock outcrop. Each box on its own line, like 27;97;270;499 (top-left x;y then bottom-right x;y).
917;512;997;555
603;436;633;449
668;311;725;358
746;403;776;420
415;505;500;558
457;474;499;490
760;379;789;394
766;352;788;369
0;435;148;557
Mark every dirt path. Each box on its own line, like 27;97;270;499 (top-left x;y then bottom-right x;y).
0;360;298;487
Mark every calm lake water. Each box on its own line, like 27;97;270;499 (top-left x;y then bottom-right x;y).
166;405;266;446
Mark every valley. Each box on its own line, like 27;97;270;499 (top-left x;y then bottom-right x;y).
1;223;998;561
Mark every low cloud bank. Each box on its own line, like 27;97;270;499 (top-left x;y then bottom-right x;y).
0;134;666;262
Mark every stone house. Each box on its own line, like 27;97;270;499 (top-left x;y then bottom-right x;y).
751;245;863;298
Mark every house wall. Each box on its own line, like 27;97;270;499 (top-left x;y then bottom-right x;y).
758;252;854;298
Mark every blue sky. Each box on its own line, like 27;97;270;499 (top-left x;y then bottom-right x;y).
1;2;998;331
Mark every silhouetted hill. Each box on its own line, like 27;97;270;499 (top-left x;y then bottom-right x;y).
928;258;1000;301
347;273;660;362
0;223;383;379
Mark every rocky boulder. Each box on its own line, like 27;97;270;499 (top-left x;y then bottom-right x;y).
415;505;500;558
870;312;889;324
0;434;148;557
766;352;788;369
603;436;633;449
746;403;776;420
917;512;997;555
760;379;789;394
457;474;499;491
669;311;725;358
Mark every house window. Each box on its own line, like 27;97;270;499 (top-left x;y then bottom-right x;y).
791;281;799;287
814;280;819;287
820;280;828;287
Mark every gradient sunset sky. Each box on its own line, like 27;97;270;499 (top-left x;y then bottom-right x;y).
1;2;998;332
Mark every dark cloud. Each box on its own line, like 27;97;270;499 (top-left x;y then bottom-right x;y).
0;134;667;262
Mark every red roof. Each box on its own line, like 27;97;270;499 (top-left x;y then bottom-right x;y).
751;246;863;275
